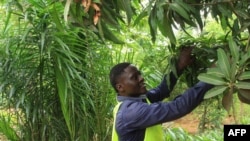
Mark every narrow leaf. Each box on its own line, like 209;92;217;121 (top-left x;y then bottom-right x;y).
229;60;237;81
217;48;231;80
102;8;119;26
206;68;225;78
159;13;176;44
228;37;239;62
119;0;134;24
235;81;250;89
64;0;71;22
101;22;124;44
134;10;148;26
51;6;64;32
149;6;157;43
238;71;250;80
204;86;228;99
239;51;250;67
169;3;189;21
235;9;250;19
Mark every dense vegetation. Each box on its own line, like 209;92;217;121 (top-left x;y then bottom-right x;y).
0;0;249;141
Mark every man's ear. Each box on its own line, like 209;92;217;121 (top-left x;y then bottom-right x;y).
116;83;124;92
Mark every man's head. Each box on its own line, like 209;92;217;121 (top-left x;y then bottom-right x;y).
109;62;147;97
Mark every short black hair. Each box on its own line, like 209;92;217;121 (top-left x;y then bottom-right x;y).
109;62;131;92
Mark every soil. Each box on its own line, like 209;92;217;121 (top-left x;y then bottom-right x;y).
163;112;235;134
171;112;200;134
162;112;200;134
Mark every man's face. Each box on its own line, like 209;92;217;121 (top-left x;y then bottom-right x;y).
116;64;147;97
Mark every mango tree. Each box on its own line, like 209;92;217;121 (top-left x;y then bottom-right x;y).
68;0;250;125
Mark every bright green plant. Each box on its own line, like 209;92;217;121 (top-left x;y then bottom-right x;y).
0;115;19;141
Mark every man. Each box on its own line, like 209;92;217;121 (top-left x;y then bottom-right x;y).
109;47;214;141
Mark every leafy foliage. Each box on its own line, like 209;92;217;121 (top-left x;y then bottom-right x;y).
165;127;223;141
198;37;250;119
0;0;250;140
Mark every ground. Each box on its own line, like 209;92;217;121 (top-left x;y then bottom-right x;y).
171;113;200;134
163;112;200;134
163;112;235;134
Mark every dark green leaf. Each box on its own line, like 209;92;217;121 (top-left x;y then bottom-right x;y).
239;51;250;67
149;6;157;43
100;21;124;44
230;61;237;81
235;9;250;19
238;89;250;102
158;12;176;44
228;37;239;62
102;8;119;26
217;48;231;80
119;0;134;24
218;4;232;18
169;3;189;21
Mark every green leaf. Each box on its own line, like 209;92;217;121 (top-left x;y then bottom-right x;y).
64;0;71;23
235;81;250;90
218;5;232;18
134;10;148;26
102;8;119;26
158;12;176;44
204;86;228;99
175;0;203;30
230;61;237;81
119;0;134;24
169;3;189;21
238;71;250;80
198;73;227;85
235;9;250;19
239;51;250;67
206;68;225;78
149;6;157;43
228;37;239;62
51;5;64;32
100;21;124;44
217;48;231;80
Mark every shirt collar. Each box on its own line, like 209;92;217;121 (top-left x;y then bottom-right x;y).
116;94;147;102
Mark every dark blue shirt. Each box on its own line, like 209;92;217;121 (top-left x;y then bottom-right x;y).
115;73;213;141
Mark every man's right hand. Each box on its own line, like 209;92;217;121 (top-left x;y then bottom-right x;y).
177;46;194;72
